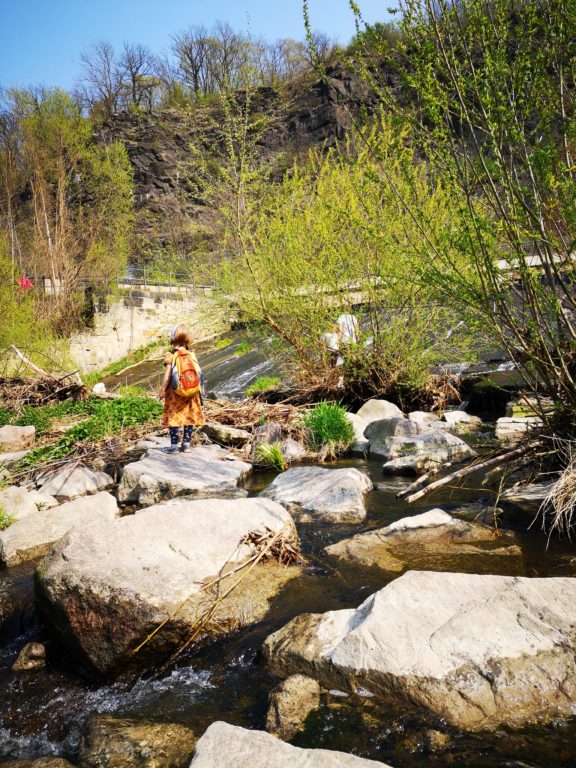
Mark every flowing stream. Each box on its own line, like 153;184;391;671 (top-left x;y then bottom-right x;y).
1;343;576;766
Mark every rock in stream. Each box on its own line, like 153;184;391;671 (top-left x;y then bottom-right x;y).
117;444;252;507
264;570;576;731
35;497;300;674
189;721;388;767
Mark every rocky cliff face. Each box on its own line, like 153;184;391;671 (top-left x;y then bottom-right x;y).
96;64;376;252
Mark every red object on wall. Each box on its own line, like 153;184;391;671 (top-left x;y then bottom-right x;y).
17;274;33;292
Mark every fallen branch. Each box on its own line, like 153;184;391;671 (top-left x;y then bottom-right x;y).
404;442;541;504
396;461;452;499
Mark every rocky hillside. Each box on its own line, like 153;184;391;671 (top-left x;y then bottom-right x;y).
96;64;376;254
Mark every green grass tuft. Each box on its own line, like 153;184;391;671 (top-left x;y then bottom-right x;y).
246;376;281;397
234;341;254;356
214;337;232;350
255;442;285;471
302;402;354;456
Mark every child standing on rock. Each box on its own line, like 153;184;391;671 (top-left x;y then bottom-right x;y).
159;324;205;454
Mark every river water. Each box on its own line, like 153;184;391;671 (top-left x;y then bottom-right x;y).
1;345;576;766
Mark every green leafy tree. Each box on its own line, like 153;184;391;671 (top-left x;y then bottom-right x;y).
346;0;576;421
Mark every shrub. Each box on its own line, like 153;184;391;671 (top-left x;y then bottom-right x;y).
255;442;285;471
246;376;281;397
302;402;354;456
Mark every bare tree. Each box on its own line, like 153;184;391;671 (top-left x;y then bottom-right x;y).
172;26;214;98
79;41;123;119
119;43;159;110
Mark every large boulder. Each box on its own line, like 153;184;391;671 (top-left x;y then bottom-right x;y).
376;429;476;464
36;497;300;673
261;466;372;524
117;444;252;506
0;425;35;452
266;674;321;740
407;411;444;430
37;465;113;502
0;491;120;567
264;571;576;731
355;399;403;423
189;722;387;767
78;714;196;768
325;509;524;575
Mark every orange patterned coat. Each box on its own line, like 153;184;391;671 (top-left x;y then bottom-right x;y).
161;348;205;427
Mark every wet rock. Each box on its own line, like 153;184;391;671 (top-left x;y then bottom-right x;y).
11;642;46;671
381;456;439;475
495;416;543;443
36;497;300;673
266;674;321;740
264;570;576;731
500;481;555;517
202;421;252;447
0;491;120;567
442;410;483;432
355;399;403;423
0;486;57;521
325;509;524;575
0;760;74;768
345;413;370;455
378;429;476;464
364;418;422;457
423;729;452;753
189;721;387;767
0;425;35;452
37;465;113;502
0;588;14;633
505;396;554;418
261;466;372;524
78;714;196;768
117;444;252;506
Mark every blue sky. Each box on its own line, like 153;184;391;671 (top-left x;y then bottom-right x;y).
0;0;389;91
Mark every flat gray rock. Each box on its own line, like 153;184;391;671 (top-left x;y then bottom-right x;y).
261;466;372;524
117;444;252;506
37;465;113;501
355;399;403;423
0;491;119;567
325;509;524;575
495;417;543;443
36;497;299;673
377;429;476;463
264;571;576;731
0;425;35;452
501;481;555;517
190;722;387;767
